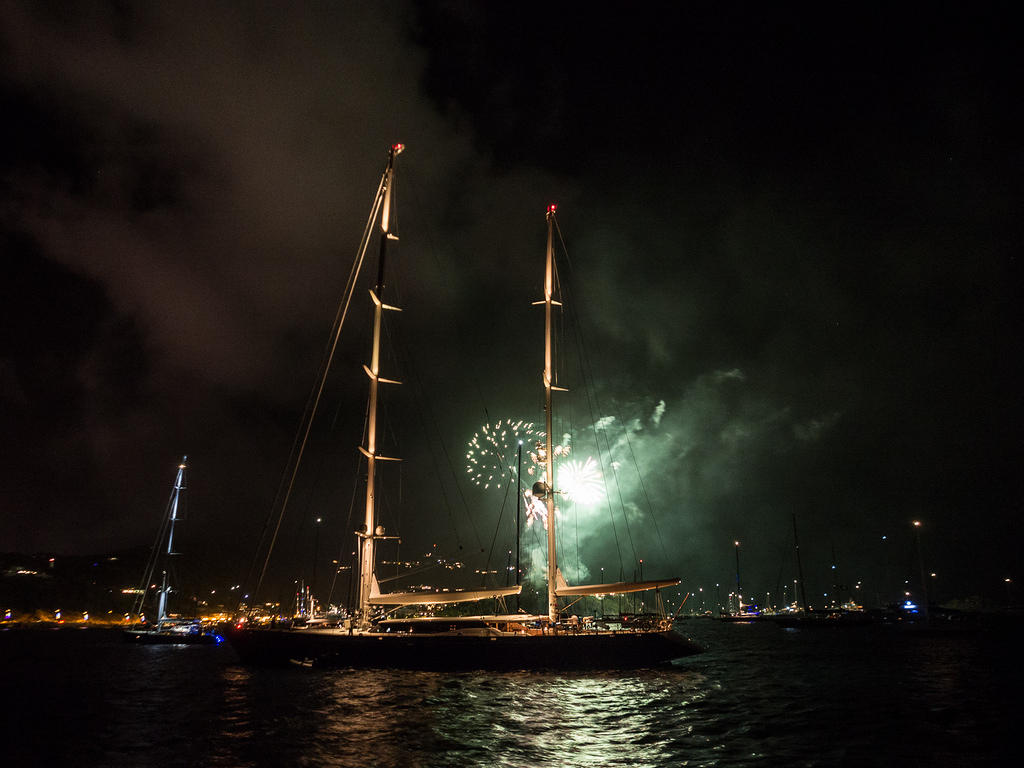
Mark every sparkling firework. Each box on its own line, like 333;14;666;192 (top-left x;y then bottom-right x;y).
524;493;549;529
558;456;603;506
465;419;544;490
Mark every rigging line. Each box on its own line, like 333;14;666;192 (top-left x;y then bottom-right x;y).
558;333;584;582
395;176;493;554
388;317;475;553
572;447;582;582
559;348;584;581
236;421;303;609
242;177;385;607
554;217;635;572
483;460;515;586
559;224;673;572
325;450;363;607
552;219;630;573
289;428;333;578
613;399;672;567
608;426;639;564
552;219;626;569
133;484;177;618
478;416;531;570
589;382;637;568
241;212;381;612
402;173;494;426
526;521;546;573
554;486;566;573
589;412;625;573
549;221;580;579
250;172;387;608
424;374;483;550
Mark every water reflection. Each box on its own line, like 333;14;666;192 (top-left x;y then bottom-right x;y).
11;627;1008;767
208;666;256;767
275;669;710;767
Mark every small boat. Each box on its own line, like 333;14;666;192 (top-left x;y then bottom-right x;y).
718;609;764;623
228;145;701;668
123;457;221;645
124;617;220;644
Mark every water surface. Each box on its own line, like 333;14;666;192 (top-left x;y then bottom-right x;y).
2;620;1016;766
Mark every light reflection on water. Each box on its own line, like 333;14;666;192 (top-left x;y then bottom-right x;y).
206;665;710;767
1;622;1017;767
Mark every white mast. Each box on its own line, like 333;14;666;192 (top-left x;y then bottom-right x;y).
541;205;565;624
157;456;187;622
356;144;404;629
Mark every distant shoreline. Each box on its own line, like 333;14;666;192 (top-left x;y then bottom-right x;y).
2;620;128;630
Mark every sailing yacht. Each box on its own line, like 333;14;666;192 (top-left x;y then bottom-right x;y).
227;145;700;668
124;456;221;644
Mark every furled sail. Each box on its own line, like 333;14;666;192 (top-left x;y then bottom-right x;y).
368;576;522;605
553;568;680;597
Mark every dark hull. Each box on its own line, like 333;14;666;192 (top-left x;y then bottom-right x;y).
228;627;701;670
123;629;221;645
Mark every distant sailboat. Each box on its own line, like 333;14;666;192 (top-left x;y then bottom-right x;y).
228;145;700;668
766;515;871;627
124;456;221;644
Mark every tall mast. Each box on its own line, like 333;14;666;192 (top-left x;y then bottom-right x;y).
157;456;187;622
165;456;187;557
356;143;404;629
541;204;565;624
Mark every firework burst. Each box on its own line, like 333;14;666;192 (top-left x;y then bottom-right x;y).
559;456;603;506
465;419;544;490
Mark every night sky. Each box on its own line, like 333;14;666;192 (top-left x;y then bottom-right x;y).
2;2;1020;609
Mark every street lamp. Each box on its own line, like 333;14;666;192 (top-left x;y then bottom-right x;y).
912;520;929;621
880;534;891;607
734;541;742;613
